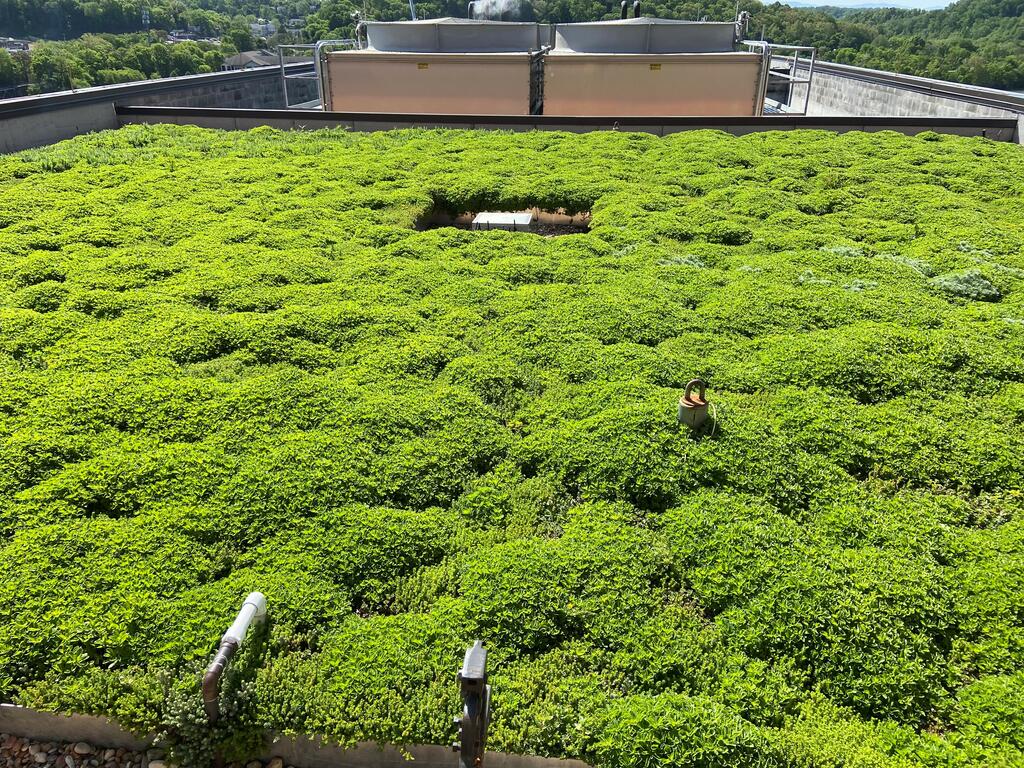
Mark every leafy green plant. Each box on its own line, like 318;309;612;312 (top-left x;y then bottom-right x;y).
1;125;1023;767
929;269;1002;302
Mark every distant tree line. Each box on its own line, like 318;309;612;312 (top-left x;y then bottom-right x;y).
0;33;243;93
0;0;317;40
819;0;1024;88
0;49;30;89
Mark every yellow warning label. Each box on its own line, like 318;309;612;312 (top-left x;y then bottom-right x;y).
417;63;429;69
649;63;662;71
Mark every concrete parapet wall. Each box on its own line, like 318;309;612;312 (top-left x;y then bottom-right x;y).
0;704;589;768
792;60;1024;120
116;106;1020;142
0;705;146;751
0;102;118;154
0;66;317;154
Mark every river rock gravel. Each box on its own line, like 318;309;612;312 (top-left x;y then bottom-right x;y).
0;735;295;768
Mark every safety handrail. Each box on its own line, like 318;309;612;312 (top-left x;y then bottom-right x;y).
278;40;354;108
744;40;816;116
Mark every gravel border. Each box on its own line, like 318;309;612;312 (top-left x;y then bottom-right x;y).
0;734;293;768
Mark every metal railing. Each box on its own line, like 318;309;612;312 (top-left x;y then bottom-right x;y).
745;41;816;116
277;40;355;109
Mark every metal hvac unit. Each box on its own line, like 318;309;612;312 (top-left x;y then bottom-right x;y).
323;19;546;114
543;17;765;117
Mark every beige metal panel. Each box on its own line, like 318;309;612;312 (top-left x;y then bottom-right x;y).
325;51;531;114
543;53;763;116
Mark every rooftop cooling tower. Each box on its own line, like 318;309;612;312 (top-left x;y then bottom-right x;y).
363;18;548;52
544;17;765;117
553;17;738;54
323;19;546;114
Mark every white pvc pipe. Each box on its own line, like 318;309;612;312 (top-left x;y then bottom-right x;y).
204;592;268;722
223;592;267;645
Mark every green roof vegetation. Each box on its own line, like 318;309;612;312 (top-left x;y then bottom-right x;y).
1;124;1023;767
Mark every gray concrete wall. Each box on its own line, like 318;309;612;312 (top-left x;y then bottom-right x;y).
791;61;1024;119
116;106;1020;142
0;102;118;153
0;705;147;751
0;66;317;154
0;704;590;768
123;73;316;110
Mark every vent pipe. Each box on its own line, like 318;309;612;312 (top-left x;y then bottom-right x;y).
632;0;640;17
454;641;491;768
202;592;268;723
620;1;628;18
409;0;418;20
468;0;475;17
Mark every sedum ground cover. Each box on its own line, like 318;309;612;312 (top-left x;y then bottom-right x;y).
1;125;1024;766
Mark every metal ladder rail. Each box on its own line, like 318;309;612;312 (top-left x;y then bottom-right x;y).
277;40;355;109
745;41;817;116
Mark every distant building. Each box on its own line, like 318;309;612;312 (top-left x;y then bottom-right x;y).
221;50;280;70
250;20;277;39
172;35;221;45
1;37;30;52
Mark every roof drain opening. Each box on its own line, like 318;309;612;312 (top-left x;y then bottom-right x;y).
419;207;591;237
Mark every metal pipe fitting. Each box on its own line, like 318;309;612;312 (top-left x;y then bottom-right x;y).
202;592;267;723
453;641;490;768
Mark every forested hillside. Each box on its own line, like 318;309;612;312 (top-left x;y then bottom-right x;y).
0;33;233;94
823;0;1024;88
2;0;1022;90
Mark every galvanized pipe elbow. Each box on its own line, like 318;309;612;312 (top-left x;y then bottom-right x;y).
202;641;237;722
